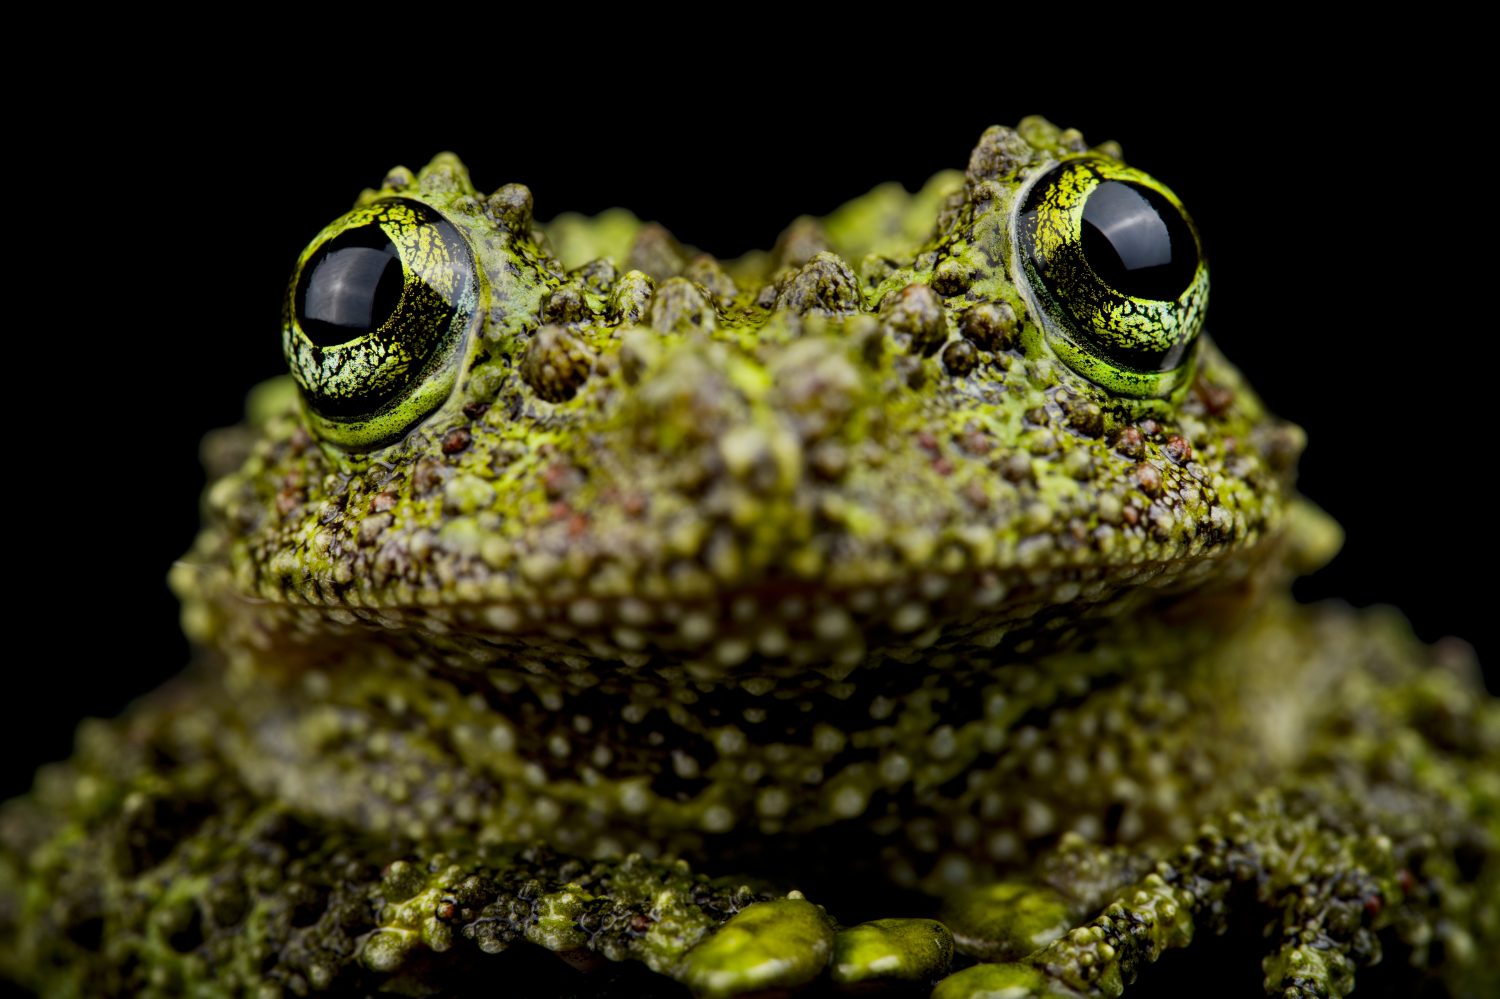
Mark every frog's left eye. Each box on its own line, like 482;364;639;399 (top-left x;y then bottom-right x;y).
282;199;477;449
1015;159;1208;398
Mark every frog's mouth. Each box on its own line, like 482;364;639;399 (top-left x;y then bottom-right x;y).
186;495;1330;682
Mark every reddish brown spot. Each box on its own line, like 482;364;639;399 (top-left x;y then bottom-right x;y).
961;480;989;509
542;462;583;500
370;491;397;513
275;486;303;516
1194;378;1234;416
442;427;472;455
1397;868;1417;894
916;431;941;457
933;457;955;476
621;492;648;518
958;426;994;456
1164;435;1193;465
1122;504;1141;526
1138;418;1160;438
629;913;654;933
1134;463;1163;496
435;899;458;921
567;513;589;538
463;400;491;420
1113;427;1145;459
1363;894;1383;919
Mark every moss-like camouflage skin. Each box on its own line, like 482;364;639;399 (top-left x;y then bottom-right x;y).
3;118;1496;998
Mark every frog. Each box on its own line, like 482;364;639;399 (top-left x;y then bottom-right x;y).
2;115;1496;998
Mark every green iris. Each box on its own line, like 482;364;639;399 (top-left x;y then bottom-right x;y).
1014;159;1208;398
282;198;478;449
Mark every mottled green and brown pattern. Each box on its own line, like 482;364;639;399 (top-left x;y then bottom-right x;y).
3;117;1496;998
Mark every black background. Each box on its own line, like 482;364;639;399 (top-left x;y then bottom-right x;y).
8;70;1490;798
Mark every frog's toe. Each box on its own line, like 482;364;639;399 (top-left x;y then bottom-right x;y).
941;881;1075;962
676;904;957;996
931;962;1083;999
928;870;1198;998
830;917;954;985
674;894;835;998
930;772;1499;999
1255;865;1390;999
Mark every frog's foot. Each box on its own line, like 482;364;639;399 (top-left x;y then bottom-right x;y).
678;904;954;997
364;852;958;998
934;793;1496;999
2;782;791;998
377;868;958;998
0;674;960;997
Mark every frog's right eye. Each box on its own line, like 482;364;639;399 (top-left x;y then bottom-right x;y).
282;199;477;449
1014;159;1208;399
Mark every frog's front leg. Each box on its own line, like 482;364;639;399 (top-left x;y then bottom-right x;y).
0;669;943;997
1;760;798;997
934;803;1388;999
932;613;1500;999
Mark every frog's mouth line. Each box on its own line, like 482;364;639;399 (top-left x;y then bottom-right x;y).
191;530;1297;678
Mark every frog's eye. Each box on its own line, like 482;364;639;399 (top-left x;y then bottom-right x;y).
1015;159;1208;398
282;199;477;448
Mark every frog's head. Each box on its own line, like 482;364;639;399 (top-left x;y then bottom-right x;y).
184;117;1329;674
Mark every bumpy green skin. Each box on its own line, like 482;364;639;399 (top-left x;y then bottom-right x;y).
3;118;1497;998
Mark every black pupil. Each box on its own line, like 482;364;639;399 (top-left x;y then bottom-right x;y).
1080;181;1198;302
295;225;405;347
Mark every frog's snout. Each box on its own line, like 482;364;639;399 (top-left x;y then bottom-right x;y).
611;329;879;499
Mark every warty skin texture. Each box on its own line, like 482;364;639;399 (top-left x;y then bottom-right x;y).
1;117;1496;998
